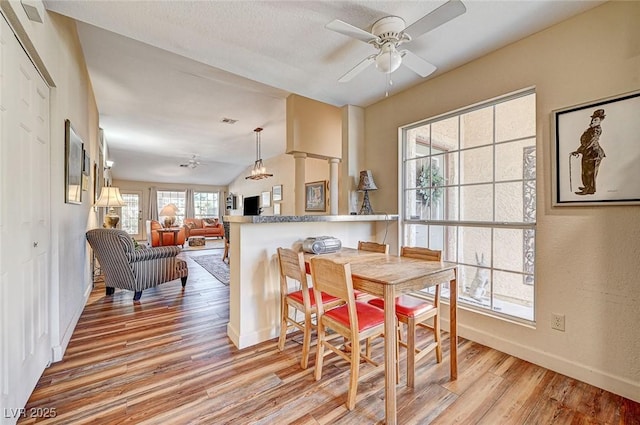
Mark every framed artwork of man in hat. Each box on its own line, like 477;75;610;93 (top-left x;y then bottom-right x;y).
570;108;606;196
552;90;640;205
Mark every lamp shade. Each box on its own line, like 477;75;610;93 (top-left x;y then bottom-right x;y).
357;170;378;191
95;187;126;208
159;203;179;216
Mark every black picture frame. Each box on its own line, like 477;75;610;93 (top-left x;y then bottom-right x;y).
305;180;327;212
552;90;640;205
65;119;83;204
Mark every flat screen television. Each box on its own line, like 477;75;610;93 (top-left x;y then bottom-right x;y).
243;195;261;216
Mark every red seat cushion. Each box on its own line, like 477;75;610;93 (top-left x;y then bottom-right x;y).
353;289;366;299
288;290;339;307
368;295;435;318
324;301;385;331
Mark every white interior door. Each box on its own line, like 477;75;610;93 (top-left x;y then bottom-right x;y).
0;15;51;423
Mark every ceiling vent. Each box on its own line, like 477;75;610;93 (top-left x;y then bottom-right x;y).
221;117;238;124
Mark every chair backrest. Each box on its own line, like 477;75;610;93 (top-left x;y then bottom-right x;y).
357;241;389;254
401;246;442;262
222;219;231;243
86;228;136;287
310;257;358;333
277;248;311;302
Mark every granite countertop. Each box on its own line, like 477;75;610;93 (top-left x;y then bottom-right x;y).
224;214;398;224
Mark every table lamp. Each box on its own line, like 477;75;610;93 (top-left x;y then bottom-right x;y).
95;186;126;228
357;170;378;215
159;203;179;228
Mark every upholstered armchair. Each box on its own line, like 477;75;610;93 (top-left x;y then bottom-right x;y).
86;228;188;301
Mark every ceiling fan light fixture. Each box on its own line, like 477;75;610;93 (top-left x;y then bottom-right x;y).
245;127;273;180
375;44;402;74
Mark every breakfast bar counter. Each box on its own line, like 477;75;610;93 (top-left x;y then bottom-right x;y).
223;214;398;349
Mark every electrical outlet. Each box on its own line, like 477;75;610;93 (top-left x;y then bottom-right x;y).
552;313;565;331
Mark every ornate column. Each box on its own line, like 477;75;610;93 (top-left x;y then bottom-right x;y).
294;152;307;215
328;158;340;215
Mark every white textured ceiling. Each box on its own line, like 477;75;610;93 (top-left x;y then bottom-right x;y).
43;0;605;186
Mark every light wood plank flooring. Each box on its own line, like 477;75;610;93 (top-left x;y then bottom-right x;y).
19;249;640;424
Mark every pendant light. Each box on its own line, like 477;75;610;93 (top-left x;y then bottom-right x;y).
245;127;273;180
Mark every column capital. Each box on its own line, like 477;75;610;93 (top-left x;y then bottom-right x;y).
293;152;307;159
328;157;340;164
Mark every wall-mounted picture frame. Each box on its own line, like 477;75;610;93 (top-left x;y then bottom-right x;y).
552;90;640;206
305;180;327;212
82;149;90;176
65;119;83;204
272;184;282;201
261;191;271;208
273;203;281;215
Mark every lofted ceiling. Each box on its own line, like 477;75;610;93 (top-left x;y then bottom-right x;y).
43;0;605;186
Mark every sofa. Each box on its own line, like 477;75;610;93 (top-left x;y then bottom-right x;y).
183;218;224;239
146;220;187;247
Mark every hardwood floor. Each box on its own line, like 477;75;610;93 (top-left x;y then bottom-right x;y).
19;249;640;424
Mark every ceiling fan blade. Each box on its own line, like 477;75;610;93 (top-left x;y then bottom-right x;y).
326;19;379;43
401;50;437;77
403;0;467;39
338;55;376;83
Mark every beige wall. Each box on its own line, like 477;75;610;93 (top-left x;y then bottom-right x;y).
365;1;639;401
286;94;342;159
1;2;101;360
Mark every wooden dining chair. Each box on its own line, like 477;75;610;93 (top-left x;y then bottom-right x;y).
355;241;389;300
277;248;342;369
368;246;443;388
310;256;385;410
357;240;389;254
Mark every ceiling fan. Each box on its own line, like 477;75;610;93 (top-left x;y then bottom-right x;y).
326;0;466;83
179;155;200;169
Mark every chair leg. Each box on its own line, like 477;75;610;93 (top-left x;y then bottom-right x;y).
314;322;326;381
434;312;442;363
133;291;142;301
347;339;361;410
300;311;313;369
407;316;417;388
181;276;187;287
105;287;115;296
278;300;289;352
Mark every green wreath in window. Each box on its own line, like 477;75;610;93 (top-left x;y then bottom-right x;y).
417;163;444;206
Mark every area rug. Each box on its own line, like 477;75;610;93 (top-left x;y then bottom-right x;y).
191;252;230;285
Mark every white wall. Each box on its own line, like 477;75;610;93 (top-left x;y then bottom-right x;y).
365;1;640;401
1;1;101;360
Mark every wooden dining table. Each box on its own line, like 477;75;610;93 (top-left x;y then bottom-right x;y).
304;248;458;425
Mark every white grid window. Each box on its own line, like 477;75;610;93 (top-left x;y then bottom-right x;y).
401;89;536;323
121;193;140;235
157;190;186;224
194;192;219;219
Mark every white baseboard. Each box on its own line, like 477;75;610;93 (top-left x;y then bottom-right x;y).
227;322;278;350
51;282;92;362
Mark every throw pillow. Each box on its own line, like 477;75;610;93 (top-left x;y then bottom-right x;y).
185;222;196;229
203;218;216;224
